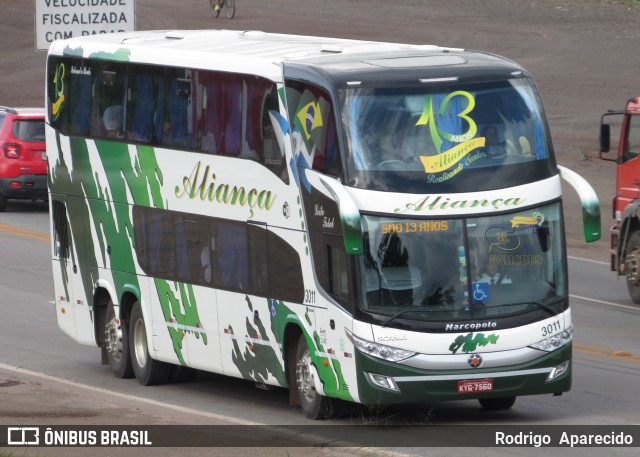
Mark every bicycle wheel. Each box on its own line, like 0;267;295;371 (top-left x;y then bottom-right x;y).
210;0;221;17
224;0;235;18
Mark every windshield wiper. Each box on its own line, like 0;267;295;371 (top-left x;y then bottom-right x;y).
381;309;427;327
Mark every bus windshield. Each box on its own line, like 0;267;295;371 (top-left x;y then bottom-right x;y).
339;78;556;193
359;202;566;321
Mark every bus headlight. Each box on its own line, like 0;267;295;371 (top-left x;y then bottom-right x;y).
346;329;416;362
529;326;573;352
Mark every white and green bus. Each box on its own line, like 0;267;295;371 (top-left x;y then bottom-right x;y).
46;30;600;419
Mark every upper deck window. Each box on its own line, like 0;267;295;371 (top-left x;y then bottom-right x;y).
339;78;556;193
47;56;288;182
285;79;342;178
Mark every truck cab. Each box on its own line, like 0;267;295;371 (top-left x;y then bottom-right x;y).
600;96;640;302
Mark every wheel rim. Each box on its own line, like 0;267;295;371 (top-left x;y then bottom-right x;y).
105;315;123;362
133;318;148;369
296;349;317;404
626;245;640;286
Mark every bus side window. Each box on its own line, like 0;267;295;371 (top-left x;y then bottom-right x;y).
133;206;303;301
260;85;289;182
215;221;249;290
284;79;342;178
226;79;243;156
247;223;269;296
48;57;91;136
164;75;188;147
183;218;210;284
127;66;163;144
163;69;201;150
201;72;220;154
90;63;125;139
267;231;304;303
327;241;351;304
241;76;271;161
68;59;91;136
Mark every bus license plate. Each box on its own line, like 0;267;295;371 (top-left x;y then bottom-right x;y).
458;379;493;394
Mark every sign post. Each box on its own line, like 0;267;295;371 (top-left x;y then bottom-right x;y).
34;0;136;51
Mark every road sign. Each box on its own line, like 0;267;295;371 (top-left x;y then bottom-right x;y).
34;0;136;51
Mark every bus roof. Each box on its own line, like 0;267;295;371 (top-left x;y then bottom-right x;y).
47;29;526;83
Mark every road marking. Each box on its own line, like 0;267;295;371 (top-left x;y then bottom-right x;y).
569;293;640;312
0;223;49;242
0;362;262;425
574;343;640;364
567;255;609;266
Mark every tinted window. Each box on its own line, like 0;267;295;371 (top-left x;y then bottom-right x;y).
164;68;198;149
285;79;342;178
267;230;305;303
90;62;126;139
48;57;92;135
339;78;556;193
13;120;45;142
358;203;566;321
47;56;289;182
126;65;164;144
133;206;303;302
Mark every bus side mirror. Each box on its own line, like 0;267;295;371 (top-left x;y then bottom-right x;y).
599;123;610;153
558;165;601;243
319;175;364;255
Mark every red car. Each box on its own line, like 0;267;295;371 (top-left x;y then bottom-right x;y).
0;106;47;211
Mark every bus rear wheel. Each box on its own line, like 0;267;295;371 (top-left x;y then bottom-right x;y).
624;231;640;304
479;396;516;411
130;301;171;386
295;336;338;420
104;299;133;378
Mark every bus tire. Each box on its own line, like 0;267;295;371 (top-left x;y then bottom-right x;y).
624;231;640;304
479;396;516;411
129;301;171;386
104;298;134;378
295;336;338;420
0;194;7;212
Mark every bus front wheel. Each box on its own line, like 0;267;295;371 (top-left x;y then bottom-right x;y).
129;301;171;386
104;299;133;378
479;396;516;410
295;336;338;419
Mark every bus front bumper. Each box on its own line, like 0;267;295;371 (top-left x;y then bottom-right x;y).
355;344;571;406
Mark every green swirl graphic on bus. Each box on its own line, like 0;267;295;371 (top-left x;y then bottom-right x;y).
449;332;500;354
52;63;65;120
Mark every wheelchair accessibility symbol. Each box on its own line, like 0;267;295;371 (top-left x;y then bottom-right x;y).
472;283;489;302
